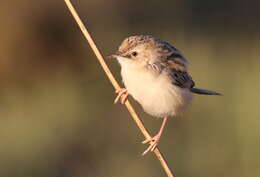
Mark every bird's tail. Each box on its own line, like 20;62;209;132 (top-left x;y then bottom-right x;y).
190;88;222;96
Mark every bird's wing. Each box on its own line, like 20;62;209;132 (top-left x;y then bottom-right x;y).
163;52;195;89
158;50;221;95
169;69;195;88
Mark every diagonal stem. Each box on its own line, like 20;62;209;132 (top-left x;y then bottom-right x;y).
63;1;175;177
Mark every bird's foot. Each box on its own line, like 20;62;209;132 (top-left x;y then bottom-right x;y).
114;88;129;104
142;134;161;155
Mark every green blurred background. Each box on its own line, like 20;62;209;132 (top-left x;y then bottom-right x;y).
0;0;259;177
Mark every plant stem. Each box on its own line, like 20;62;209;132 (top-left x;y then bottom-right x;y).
63;1;175;177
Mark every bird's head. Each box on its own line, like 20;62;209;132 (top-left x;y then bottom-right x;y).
108;35;188;69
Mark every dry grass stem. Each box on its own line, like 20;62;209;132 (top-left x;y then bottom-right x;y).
63;0;175;177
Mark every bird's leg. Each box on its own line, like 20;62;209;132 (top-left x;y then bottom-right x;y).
142;116;168;155
114;88;129;104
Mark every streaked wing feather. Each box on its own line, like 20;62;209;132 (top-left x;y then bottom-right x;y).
164;54;195;89
170;70;195;88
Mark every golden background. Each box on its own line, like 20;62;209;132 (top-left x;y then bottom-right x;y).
0;1;259;177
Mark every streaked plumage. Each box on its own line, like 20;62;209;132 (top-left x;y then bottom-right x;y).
108;35;221;154
113;35;220;117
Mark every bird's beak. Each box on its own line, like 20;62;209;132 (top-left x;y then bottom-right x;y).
106;54;118;59
107;51;122;59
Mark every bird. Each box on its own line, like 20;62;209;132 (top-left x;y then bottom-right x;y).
107;35;221;155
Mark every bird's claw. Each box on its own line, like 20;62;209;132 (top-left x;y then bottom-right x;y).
142;134;161;155
114;88;129;104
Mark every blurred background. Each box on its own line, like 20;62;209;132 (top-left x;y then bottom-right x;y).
0;0;259;177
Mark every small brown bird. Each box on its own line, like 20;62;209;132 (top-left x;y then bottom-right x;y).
108;35;221;155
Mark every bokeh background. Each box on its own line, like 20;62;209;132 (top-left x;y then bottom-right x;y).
1;0;260;177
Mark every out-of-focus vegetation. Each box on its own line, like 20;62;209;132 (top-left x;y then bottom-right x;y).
0;1;260;177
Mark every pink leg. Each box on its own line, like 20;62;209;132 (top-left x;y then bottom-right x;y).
114;88;129;104
142;116;168;155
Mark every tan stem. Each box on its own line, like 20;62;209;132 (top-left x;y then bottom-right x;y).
63;1;175;177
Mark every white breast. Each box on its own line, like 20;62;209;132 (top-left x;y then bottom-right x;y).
120;65;193;118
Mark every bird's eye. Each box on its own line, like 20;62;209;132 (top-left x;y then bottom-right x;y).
131;51;138;57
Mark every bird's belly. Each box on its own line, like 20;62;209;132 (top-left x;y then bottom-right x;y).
121;68;192;117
